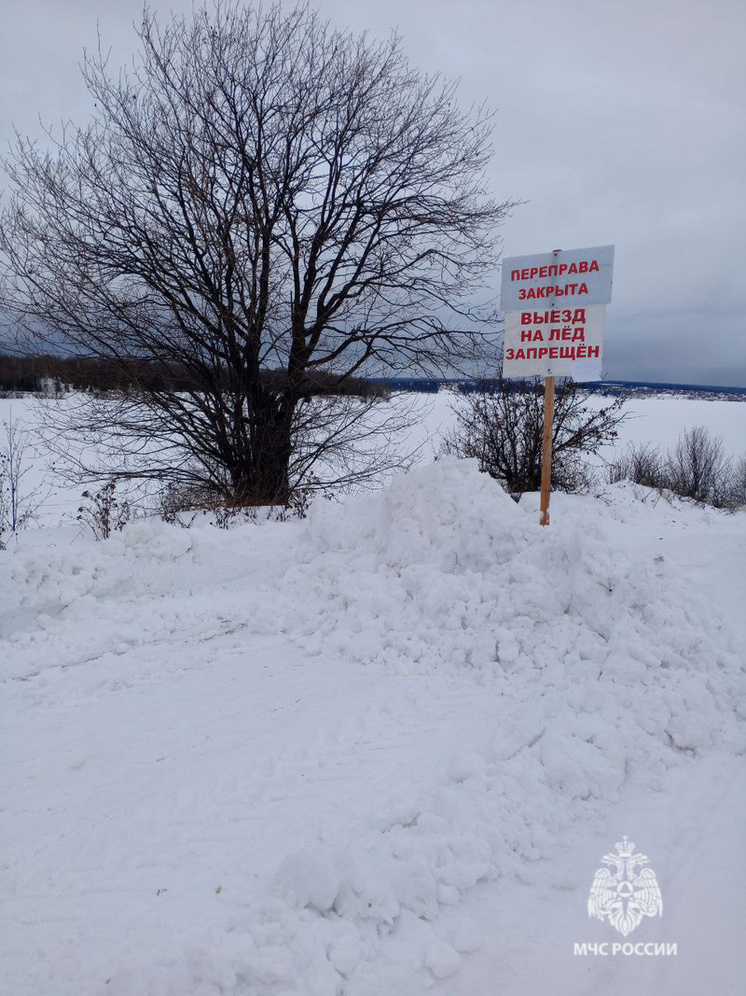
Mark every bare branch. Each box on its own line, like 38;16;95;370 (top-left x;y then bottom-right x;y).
1;1;513;504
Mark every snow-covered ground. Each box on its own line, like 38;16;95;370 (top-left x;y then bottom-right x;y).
4;390;746;526
404;389;746;469
1;395;745;995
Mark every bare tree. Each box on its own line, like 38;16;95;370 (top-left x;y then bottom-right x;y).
0;1;511;505
443;379;626;496
0;412;42;546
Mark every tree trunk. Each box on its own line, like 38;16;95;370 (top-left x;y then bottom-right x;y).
232;391;295;506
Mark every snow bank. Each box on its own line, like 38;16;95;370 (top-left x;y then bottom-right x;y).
302;459;742;754
177;458;741;994
1;458;743;995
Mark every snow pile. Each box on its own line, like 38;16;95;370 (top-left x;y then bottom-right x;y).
2;458;744;996
153;457;741;995
301;459;742;756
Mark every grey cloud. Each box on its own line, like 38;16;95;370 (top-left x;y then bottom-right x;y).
2;0;744;385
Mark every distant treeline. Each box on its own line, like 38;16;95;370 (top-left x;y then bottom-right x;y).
0;354;387;398
2;355;743;400
369;377;746;399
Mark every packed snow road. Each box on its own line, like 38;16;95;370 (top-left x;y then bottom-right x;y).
1;459;744;995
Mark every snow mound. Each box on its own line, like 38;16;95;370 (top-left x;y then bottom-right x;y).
287;459;741;756
309;457;523;574
2;457;743;996
156;457;741;995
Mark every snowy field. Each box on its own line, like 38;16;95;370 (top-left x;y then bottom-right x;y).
3;391;745;527
1;392;745;995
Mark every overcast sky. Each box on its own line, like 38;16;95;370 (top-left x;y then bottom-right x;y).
2;0;744;385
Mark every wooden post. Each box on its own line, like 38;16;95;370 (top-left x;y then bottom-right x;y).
539;375;555;526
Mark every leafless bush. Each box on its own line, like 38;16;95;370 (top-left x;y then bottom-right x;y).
608;427;745;510
443;379;626;497
158;479;257;528
158;481;214;527
159;472;319;528
728;455;746;508
665;426;730;505
77;479;134;540
607;442;665;490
